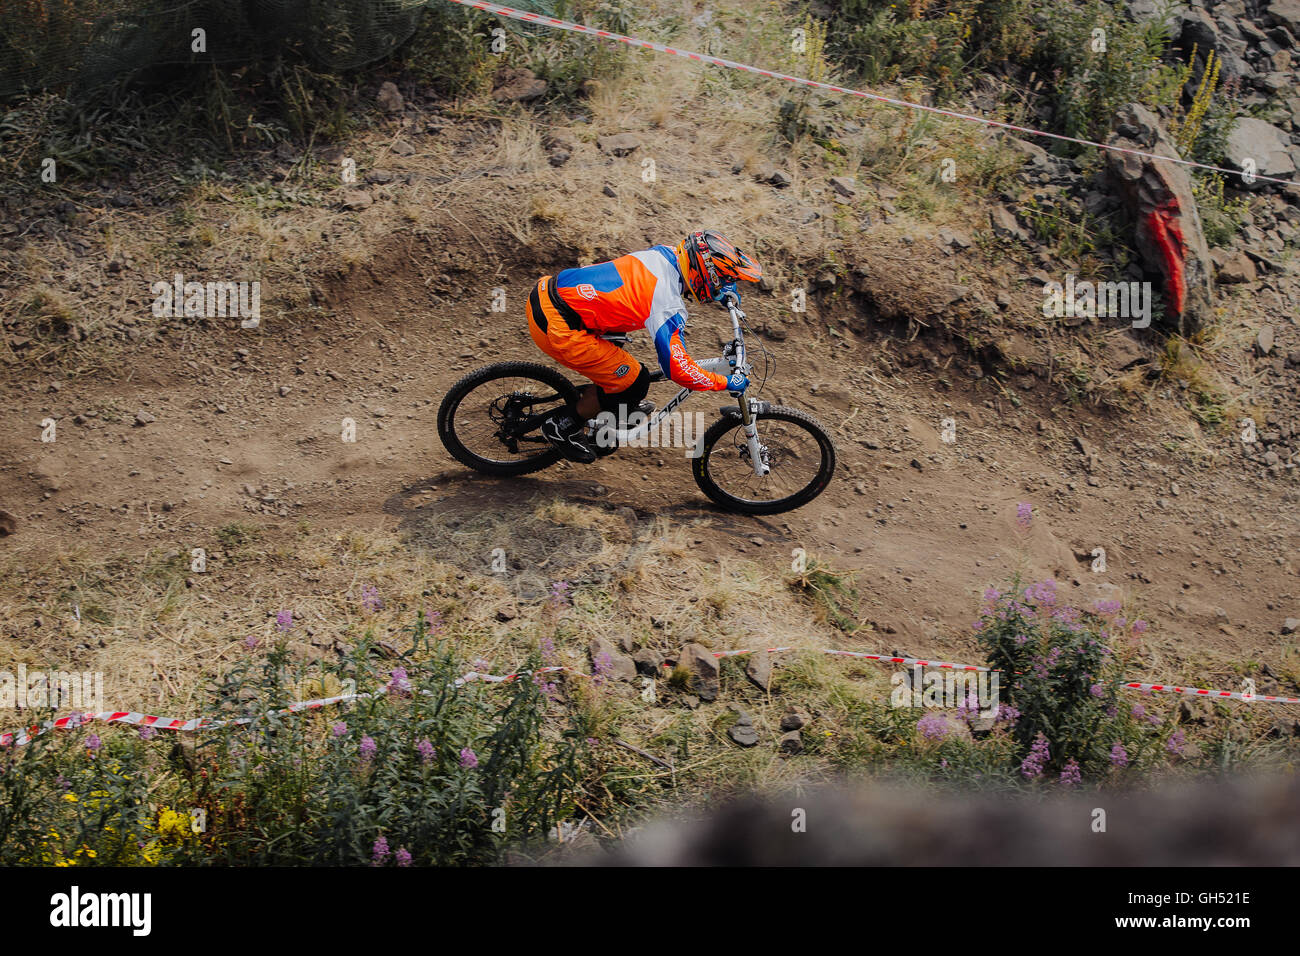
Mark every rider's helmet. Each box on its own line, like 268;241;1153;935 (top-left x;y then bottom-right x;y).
674;230;763;302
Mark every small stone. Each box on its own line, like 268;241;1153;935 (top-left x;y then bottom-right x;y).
745;650;772;691
491;66;547;103
1282;618;1300;635
777;730;803;754
779;708;807;732
1217;251;1257;284
602;184;618;197
633;648;664;676
677;643;720;701
495;606;517;622
728;711;759;747
133;410;155;426
596;133;640;157
342;189;374;211
1257;325;1275;356
829;175;857;197
990;205;1028;241
589;636;636;682
278;385;292;397
376;81;403;113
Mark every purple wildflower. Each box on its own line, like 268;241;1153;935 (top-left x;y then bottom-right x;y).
244;634;260;650
1016;502;1033;528
332;721;347;737
548;580;572;608
1110;742;1129;768
424;608;443;634
1094;599;1122;616
592;651;613;685
387;667;412;696
1166;730;1187;757
361;584;384;613
996;703;1020;724
138;725;157;741
372;836;390;866
1024;579;1058;607
86;733;101;752
532;670;559;701
539;637;557;663
276;609;293;632
1059;759;1082;788
1130;704;1145;718
917;712;953;740
1090;683;1104;697
1020;732;1050;779
956;692;981;721
359;735;377;761
416;738;434;763
1131;619;1148;634
395;847;412;867
459;747;478;769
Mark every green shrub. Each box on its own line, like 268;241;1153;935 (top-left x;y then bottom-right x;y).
0;614;599;865
975;576;1172;781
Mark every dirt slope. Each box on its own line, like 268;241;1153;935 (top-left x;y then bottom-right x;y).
3;227;1297;698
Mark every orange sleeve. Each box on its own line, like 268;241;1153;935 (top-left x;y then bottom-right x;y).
667;329;728;391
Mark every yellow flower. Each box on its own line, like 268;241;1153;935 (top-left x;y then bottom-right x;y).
62;793;78;803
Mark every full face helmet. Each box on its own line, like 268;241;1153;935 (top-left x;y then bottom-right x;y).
674;230;763;302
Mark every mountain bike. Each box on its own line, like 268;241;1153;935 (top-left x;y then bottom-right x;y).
437;299;835;515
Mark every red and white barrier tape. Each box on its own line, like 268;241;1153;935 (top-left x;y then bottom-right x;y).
1124;681;1300;704
443;0;1300;190
0;665;587;748
5;652;1297;748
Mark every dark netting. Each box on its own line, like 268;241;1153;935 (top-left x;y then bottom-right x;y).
0;0;436;98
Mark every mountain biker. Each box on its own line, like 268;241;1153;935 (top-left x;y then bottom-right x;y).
528;230;763;463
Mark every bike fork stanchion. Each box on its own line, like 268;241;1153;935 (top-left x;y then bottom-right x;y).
737;397;768;476
725;300;768;478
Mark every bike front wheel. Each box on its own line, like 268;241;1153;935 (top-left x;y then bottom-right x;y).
692;405;836;515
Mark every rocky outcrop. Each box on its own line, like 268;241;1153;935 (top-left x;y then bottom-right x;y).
1105;104;1214;336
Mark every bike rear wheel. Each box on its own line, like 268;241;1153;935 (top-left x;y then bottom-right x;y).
438;362;579;476
692;405;836;515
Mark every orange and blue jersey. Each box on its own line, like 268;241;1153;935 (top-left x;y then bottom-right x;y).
548;246;728;391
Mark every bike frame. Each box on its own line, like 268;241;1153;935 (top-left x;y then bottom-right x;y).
586;300;769;476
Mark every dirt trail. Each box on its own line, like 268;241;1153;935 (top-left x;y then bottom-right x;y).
3;250;1298;685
